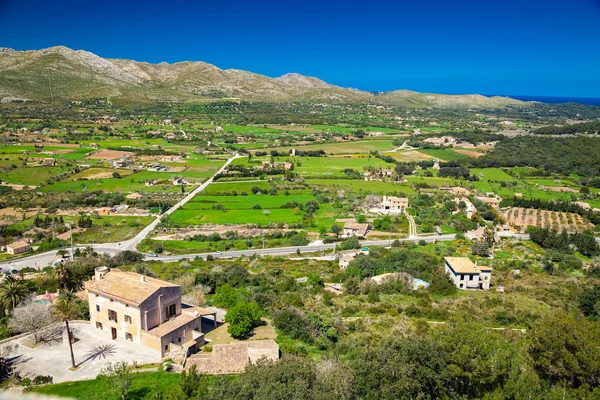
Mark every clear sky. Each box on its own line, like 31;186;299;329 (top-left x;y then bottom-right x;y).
1;0;599;97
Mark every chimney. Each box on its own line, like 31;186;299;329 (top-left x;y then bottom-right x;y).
140;275;146;283
94;266;109;281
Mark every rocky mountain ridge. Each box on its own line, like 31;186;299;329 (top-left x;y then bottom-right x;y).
0;46;525;108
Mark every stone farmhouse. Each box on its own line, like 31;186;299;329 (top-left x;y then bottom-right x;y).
86;267;217;358
444;257;492;290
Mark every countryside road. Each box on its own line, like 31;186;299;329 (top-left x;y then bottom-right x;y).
1;232;544;271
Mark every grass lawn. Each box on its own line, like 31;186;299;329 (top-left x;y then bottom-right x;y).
30;370;180;399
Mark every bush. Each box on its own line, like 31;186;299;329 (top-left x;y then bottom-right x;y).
273;308;312;342
428;268;457;296
225;301;262;339
32;375;53;385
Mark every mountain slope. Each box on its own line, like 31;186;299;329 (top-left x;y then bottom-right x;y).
0;46;525;107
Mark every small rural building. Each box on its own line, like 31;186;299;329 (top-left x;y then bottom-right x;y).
477;195;502;208
339;254;355;269
86;267;217;358
343;222;370;237
451;187;471;196
5;241;32;255
444;257;492;290
172;177;189;186
126;193;143;200
145;179;160;186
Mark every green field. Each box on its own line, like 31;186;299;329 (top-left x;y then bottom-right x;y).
418;148;472;162
185;193;316;210
470;168;517;182
2;166;75;185
171;207;303;225
255;140;397;155
306;179;416;195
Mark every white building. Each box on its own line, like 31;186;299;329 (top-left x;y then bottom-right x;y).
339;254;355;269
444;257;492;290
343;222;370;237
381;196;408;213
370;196;409;215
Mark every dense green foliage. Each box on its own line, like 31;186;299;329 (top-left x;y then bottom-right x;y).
478;136;600;175
533;120;600;135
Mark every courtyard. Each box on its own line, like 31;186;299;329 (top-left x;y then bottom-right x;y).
1;322;161;383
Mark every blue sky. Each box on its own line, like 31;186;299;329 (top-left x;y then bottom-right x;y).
1;0;599;97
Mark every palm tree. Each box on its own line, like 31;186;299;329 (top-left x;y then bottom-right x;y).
53;263;71;290
53;291;79;369
0;275;29;314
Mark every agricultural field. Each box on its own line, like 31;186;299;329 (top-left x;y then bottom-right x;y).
417;148;473;162
256;140;398;155
501;207;593;233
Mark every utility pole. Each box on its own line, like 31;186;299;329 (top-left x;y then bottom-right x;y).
69;223;74;261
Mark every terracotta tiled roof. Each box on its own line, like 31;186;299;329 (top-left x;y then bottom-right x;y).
344;222;370;236
146;313;197;337
444;257;479;274
86;269;178;305
7;241;30;249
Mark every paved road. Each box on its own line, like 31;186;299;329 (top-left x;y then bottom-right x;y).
405;211;418;237
142;234;459;262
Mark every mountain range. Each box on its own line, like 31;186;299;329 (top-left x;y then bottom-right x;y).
0;46;525;108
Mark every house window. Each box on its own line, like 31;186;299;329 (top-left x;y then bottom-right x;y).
96;305;100;312
469;275;474;281
96;322;103;330
125;333;133;341
125;315;132;324
164;345;168;351
108;309;117;323
166;304;176;318
178;337;181;343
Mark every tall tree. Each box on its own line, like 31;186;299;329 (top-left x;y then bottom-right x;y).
52;291;79;369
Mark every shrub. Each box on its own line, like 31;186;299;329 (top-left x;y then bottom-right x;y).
225;302;262;339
